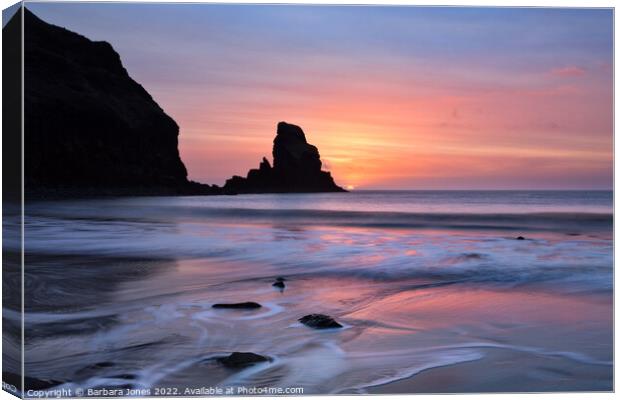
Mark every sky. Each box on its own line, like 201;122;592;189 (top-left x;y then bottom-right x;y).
24;2;613;190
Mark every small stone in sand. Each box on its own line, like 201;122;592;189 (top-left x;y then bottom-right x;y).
299;314;343;329
212;302;262;309
272;281;285;289
217;352;271;368
110;374;137;380
77;361;115;374
93;362;115;369
516;236;525;240
462;253;484;259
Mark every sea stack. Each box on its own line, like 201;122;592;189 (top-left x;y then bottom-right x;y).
20;9;218;196
224;122;346;194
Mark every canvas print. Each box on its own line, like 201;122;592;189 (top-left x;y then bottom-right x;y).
1;1;613;397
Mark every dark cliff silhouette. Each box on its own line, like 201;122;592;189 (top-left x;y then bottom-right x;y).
224;122;346;194
10;9;346;197
17;8;218;197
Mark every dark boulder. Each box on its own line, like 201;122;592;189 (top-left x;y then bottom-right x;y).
217;352;271;368
516;236;525;240
212;302;262;309
299;314;343;329
223;122;346;194
15;8;219;197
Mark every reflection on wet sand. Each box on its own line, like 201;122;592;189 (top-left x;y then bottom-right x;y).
16;194;613;393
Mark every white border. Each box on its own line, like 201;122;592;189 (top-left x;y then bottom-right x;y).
0;2;616;400
11;0;619;7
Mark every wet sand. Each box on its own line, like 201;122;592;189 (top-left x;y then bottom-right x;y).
20;256;613;394
368;348;612;393
16;194;613;394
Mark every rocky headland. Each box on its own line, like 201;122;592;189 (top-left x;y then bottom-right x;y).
19;8;217;197
10;9;346;198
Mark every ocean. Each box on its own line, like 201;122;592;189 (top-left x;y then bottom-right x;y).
6;190;613;393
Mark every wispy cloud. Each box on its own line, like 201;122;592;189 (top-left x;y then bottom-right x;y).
550;66;586;78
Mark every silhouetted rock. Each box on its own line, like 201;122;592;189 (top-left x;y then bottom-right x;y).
223;122;346;194
516;236;525;240
272;281;285;289
212;302;262;309
16;9;220;197
217;352;271;368
299;314;343;329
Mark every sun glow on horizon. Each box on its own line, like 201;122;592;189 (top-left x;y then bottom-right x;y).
29;4;613;190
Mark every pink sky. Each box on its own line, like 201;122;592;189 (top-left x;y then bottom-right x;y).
30;4;613;189
175;58;612;190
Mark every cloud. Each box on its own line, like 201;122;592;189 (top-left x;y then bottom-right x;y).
550;66;586;78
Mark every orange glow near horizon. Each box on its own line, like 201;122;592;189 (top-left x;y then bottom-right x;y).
175;67;612;189
30;4;611;189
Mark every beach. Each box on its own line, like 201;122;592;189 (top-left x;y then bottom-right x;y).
10;191;613;394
